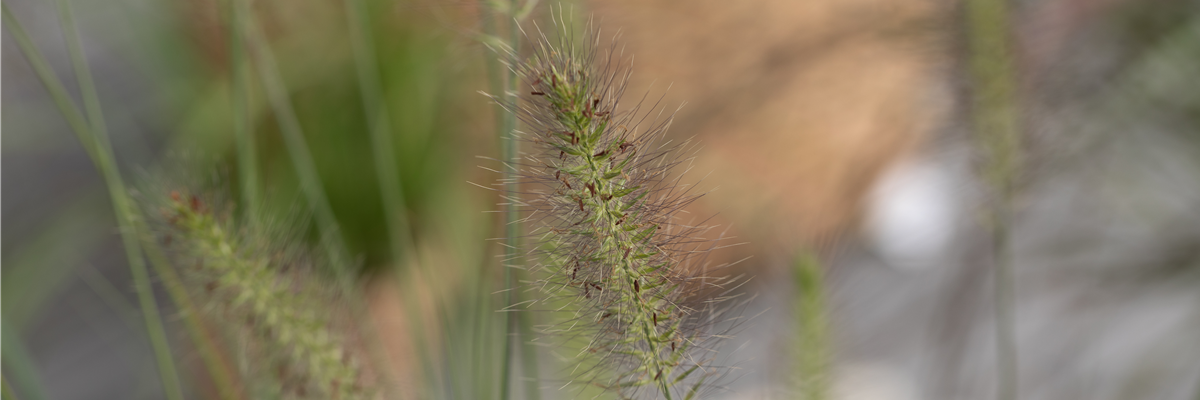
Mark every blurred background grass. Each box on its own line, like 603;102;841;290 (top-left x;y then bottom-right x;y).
4;0;1200;399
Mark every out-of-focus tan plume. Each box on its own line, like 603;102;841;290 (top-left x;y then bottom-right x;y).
587;0;946;256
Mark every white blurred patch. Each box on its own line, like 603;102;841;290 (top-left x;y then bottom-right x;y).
833;363;918;400
715;363;917;400
865;158;957;271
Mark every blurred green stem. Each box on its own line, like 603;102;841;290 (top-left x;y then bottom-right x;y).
507;9;541;394
343;1;448;397
478;3;536;400
476;8;510;399
76;265;143;333
507;13;541;400
226;0;259;221
794;253;832;400
2;320;47;400
516;286;539;400
345;0;413;264
5;5;186;400
138;228;243;400
241;7;348;267
0;374;18;398
965;0;1021;399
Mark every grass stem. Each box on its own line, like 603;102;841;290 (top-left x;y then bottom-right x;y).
343;2;451;398
345;0;414;264
75;265;143;334
139;227;244;400
477;4;527;399
794;253;832;400
2;320;48;400
6;5;186;399
240;6;349;267
225;0;259;222
2;375;19;400
501;10;540;397
505;12;541;396
964;0;1021;398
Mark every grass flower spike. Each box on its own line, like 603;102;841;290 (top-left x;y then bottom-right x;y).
155;191;371;399
486;20;743;399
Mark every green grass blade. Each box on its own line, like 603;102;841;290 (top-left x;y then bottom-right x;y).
470;255;499;400
485;4;534;399
515;281;540;400
6;5;186;399
3;6;91;156
19;5;245;397
476;4;517;400
2;374;18;400
2;320;47;400
510;12;541;394
75;265;143;333
964;0;1021;399
345;0;413;265
240;7;348;267
225;0;259;221
343;4;443;394
2;193;107;327
232;12;405;399
794;252;831;400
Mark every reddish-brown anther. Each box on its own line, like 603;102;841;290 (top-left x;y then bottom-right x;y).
189;195;203;212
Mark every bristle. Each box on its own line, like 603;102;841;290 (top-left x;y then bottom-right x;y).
486;17;741;399
154;190;372;399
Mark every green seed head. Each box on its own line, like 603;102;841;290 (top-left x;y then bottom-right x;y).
487;19;744;399
155;190;373;399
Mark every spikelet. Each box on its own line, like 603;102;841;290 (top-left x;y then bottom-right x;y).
154;190;372;399
485;18;743;399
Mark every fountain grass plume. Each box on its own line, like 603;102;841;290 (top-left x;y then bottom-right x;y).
149;189;374;399
483;17;746;399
